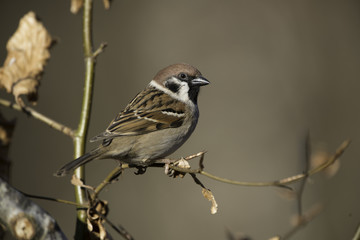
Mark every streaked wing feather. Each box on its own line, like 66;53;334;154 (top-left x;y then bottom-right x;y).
90;87;186;142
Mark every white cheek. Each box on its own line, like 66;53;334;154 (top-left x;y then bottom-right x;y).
150;78;191;104
177;82;190;102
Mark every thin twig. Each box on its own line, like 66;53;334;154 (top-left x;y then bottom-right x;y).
73;0;99;238
273;133;315;240
296;132;311;216
308;140;350;175
94;210;135;240
281;204;323;240
94;165;123;196
352;224;360;240
93;42;108;58
23;192;88;208
198;152;205;170
0;98;75;138
184;151;207;161
166;140;350;188
93;140;348;190
198;170;290;189
94;140;348;190
189;173;207;189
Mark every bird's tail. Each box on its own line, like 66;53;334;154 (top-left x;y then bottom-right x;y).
54;148;103;177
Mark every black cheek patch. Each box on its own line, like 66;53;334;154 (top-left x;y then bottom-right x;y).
165;81;180;93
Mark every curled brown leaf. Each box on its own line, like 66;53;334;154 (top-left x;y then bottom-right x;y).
201;188;218;214
70;0;84;14
0;11;53;106
87;199;109;240
311;151;340;178
168;158;191;178
103;0;110;10
268;237;281;240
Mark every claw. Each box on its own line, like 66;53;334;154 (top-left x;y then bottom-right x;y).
134;166;147;175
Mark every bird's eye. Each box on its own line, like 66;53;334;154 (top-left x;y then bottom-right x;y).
178;73;187;80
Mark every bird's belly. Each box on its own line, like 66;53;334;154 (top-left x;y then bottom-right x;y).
106;113;197;166
135;127;192;162
110;123;193;165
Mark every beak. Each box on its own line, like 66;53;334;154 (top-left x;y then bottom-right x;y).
191;76;210;86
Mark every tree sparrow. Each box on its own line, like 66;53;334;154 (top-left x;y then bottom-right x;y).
55;63;209;177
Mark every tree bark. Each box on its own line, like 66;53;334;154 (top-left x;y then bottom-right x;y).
0;178;67;240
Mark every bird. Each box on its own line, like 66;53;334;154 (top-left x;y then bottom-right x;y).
54;63;209;177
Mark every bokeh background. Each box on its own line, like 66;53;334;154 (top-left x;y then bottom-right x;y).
1;0;360;239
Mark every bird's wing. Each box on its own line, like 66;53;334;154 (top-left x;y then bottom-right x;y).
90;88;186;142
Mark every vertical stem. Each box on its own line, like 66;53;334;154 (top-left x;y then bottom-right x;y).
353;224;360;240
297;133;310;217
74;0;95;238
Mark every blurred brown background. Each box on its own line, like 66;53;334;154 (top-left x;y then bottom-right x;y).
1;0;360;239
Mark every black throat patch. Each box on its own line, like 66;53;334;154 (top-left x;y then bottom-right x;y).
188;86;200;104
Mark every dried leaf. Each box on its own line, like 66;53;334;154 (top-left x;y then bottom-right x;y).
87;200;109;240
277;187;297;201
290;214;303;227
311;151;340;178
168;158;191;178
290;204;323;227
324;159;340;177
0;11;53;106
71;174;94;191
87;218;93;232
201;188;218;214
103;0;110;9
99;222;107;240
268;237;280;240
225;228;253;240
70;0;84;14
176;159;190;169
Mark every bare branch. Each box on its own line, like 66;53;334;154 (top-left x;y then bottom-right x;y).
296;132;311;217
92;42;108;58
352;223;360;240
166;140;350;188
90;140;349;193
0;98;75;138
73;0;108;236
94;210;134;240
88;140;350;208
94;165;123;196
281;204;323;240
